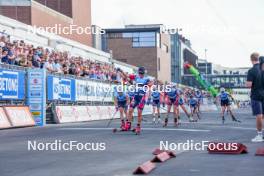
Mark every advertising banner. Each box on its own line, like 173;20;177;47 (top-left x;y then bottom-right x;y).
0;69;25;100
27;69;46;126
47;75;75;101
75;80;112;102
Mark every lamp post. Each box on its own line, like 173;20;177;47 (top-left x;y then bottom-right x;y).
205;49;208;81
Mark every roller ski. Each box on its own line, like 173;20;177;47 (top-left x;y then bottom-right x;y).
231;115;241;123
113;121;132;133
189;116;198;122
153;116;161;124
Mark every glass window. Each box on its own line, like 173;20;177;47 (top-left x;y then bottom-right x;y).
133;37;139;42
140;41;156;47
132;32;140;38
0;0;30;6
133;42;140;47
123;33;133;38
126;32;157;47
139;32;156;38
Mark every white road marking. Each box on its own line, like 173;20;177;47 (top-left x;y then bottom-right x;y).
58;127;211;132
211;126;256;130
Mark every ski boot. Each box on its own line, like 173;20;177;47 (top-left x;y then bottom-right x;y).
222;116;225;124
120;120;126;131
134;124;141;135
178;116;181;124
157;116;161;124
174;118;179;127
163;118;168;127
125;120;132;131
152;116;156;124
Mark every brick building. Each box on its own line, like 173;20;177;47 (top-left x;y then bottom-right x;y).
0;0;92;46
103;24;171;82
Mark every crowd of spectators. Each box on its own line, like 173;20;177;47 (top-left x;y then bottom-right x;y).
0;33;124;82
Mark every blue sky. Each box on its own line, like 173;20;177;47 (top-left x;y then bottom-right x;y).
92;0;264;67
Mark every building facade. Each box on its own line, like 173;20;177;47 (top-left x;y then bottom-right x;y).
0;0;92;46
103;24;171;82
171;32;198;83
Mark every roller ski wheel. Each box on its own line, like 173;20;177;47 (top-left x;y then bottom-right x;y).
189;119;197;122
232;118;241;123
112;128;133;133
113;128;118;133
133;126;141;135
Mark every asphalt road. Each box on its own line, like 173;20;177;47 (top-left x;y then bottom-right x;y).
0;108;263;176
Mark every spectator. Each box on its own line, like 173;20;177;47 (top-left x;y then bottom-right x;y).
246;52;264;142
1;47;9;64
0;34;126;82
43;58;54;72
7;44;16;65
53;59;62;73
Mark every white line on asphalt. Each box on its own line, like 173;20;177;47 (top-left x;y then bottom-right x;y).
58;127;211;132
215;126;256;130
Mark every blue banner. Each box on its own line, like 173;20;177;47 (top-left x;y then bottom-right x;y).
0;69;25;100
47;75;75;101
27;69;46;126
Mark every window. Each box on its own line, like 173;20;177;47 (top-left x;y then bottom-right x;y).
123;33;133;38
122;32;157;47
0;0;31;6
108;33;122;39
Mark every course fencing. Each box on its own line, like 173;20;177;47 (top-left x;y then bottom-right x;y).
0;64;222;128
0;64;117;128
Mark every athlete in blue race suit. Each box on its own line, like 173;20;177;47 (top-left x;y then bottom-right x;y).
188;95;200;121
150;86;161;123
163;84;181;127
118;66;151;134
195;90;203;113
217;87;240;123
177;90;192;122
114;89;129;130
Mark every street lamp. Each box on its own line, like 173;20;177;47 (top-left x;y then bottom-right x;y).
204;49;208;81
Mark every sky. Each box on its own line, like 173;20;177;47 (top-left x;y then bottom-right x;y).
92;0;264;68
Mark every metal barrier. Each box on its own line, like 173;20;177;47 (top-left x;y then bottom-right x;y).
0;63;115;106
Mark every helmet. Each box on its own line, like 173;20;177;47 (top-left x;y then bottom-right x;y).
220;87;225;92
138;67;145;74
